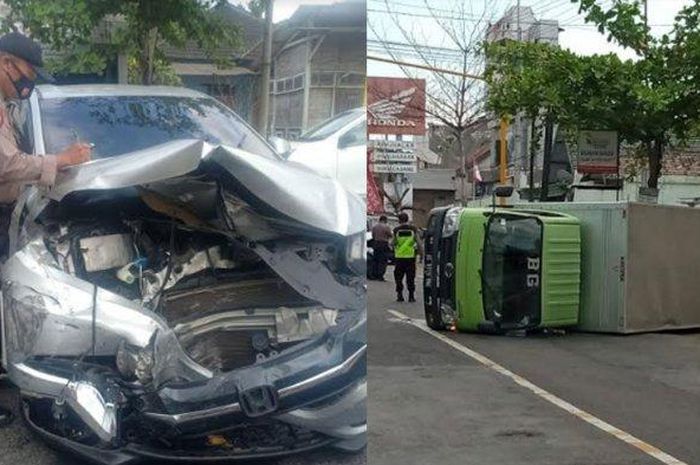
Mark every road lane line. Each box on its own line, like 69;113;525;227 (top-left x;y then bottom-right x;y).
386;309;688;465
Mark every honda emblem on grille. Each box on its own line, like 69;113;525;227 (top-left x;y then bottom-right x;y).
239;385;279;417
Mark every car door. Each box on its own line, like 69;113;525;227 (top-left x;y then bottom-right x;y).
336;119;367;197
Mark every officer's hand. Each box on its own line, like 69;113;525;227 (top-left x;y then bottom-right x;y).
57;143;92;169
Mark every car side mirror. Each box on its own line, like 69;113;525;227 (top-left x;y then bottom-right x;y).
269;136;291;156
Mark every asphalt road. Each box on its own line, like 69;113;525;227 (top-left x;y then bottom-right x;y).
367;268;700;465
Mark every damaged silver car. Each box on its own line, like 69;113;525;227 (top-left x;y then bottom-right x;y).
0;85;366;463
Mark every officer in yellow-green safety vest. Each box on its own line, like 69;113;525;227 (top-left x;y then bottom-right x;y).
392;212;423;302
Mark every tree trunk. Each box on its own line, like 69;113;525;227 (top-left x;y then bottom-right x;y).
141;27;158;85
455;128;466;203
647;138;663;189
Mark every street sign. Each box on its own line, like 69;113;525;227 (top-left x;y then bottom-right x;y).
367;140;415;150
372;152;417;163
372;163;418;174
577;130;619;174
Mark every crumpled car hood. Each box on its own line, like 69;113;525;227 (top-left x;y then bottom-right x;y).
46;139;364;237
1;137;367;458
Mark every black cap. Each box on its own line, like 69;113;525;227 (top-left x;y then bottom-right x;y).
0;32;55;83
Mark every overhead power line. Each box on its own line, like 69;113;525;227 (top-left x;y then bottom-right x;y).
367;39;467;54
368;55;486;80
368;7;671;28
367;0;472;16
366;39;485;65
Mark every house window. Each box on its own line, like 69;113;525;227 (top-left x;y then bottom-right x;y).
271;73;306;95
293;74;304;89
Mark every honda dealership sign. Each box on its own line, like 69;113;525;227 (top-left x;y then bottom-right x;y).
367;77;426;135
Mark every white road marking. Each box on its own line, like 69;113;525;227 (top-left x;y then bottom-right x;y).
386;309;688;465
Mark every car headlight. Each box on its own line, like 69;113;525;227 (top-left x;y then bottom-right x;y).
346;232;366;276
441;207;463;238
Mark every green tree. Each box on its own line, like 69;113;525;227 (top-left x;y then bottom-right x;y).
485;0;700;189
2;0;241;85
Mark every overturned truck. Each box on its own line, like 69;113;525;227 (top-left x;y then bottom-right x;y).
424;201;700;335
1;138;366;463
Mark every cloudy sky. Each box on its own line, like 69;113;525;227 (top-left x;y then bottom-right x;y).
229;0;342;22
367;0;693;77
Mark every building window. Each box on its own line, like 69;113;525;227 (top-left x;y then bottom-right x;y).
271;73;305;95
293;74;304;89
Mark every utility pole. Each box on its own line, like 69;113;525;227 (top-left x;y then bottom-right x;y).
256;0;274;136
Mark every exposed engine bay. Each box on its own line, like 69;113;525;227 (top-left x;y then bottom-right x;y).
17;173;360;377
42;212;339;374
1;140;366;461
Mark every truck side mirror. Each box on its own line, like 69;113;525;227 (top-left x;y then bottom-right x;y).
494;185;514;198
491;185;514;213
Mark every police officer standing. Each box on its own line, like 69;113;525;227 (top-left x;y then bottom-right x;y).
0;32;92;426
392;212;423;302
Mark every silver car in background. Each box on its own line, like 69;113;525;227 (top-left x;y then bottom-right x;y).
1;85;366;463
285;108;366;199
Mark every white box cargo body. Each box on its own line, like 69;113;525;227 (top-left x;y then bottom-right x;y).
517;202;700;333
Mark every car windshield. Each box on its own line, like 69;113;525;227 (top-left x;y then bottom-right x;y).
298;109;362;142
40;95;277;159
481;214;542;327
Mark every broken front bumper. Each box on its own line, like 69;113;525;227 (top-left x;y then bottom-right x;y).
19;366;366;464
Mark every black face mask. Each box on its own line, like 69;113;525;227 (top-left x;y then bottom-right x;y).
12;75;35;100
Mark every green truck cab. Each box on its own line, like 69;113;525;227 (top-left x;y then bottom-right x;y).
424;207;581;333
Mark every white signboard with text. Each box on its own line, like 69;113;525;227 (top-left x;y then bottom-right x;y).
372;163;418;174
372;152;417;163
368;140;415;151
577;131;618;174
